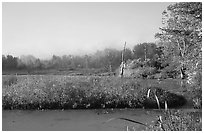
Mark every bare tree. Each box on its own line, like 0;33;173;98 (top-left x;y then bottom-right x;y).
119;42;126;77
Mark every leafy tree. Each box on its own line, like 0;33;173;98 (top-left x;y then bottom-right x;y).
104;48;121;72
2;55;18;70
155;2;202;108
61;55;72;68
133;43;145;60
2;55;7;69
124;48;133;61
133;43;159;61
155;2;202;79
19;55;39;70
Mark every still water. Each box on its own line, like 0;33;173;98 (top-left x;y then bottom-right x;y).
3;109;161;131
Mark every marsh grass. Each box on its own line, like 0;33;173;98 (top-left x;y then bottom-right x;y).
147;109;202;131
149;94;201;131
3;75;18;86
2;75;186;110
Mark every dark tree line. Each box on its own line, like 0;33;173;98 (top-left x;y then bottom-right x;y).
2;55;18;70
2;43;161;72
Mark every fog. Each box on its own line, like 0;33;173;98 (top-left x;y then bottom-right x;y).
2;2;172;59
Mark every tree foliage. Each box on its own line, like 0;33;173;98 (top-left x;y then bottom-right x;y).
155;2;202;79
2;48;132;72
2;55;18;70
133;43;161;61
155;2;202;108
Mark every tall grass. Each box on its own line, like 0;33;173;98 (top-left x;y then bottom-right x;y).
2;75;186;110
147;109;202;131
3;75;18;86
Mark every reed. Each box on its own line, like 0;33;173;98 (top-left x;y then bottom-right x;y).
154;94;161;109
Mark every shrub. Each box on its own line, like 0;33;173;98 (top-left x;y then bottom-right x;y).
140;67;157;78
185;71;202;109
129;67;157;79
126;59;143;69
160;65;180;79
148;110;202;131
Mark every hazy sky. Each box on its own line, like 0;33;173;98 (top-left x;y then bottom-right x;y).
3;2;172;59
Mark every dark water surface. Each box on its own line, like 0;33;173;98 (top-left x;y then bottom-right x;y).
3;109;161;131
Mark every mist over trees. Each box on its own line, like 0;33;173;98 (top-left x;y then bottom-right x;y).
2;43;157;73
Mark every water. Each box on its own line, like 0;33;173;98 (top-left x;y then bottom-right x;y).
2;109;161;131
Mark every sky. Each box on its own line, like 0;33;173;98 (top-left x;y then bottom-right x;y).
2;2;173;59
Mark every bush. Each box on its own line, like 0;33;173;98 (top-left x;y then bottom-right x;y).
160;65;180;79
185;71;202;109
140;67;157;78
130;67;157;79
148;110;202;131
126;59;144;69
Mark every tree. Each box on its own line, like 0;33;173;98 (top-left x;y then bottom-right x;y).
2;55;7;69
133;42;160;62
104;48;121;72
2;55;18;70
155;2;202;79
133;43;145;60
124;48;133;61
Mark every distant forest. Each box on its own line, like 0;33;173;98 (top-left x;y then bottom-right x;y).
2;42;162;73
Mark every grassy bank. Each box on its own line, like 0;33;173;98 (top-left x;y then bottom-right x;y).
122;109;202;131
2;75;186;110
147;109;202;131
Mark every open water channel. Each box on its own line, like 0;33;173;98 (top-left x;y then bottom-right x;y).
3;108;162;131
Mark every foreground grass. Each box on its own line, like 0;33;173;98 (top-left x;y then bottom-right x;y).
120;109;202;131
148;109;202;131
2;75;186;110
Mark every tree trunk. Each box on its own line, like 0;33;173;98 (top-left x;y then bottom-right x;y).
109;64;112;72
180;65;186;90
120;62;124;77
120;42;126;78
180;66;185;79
